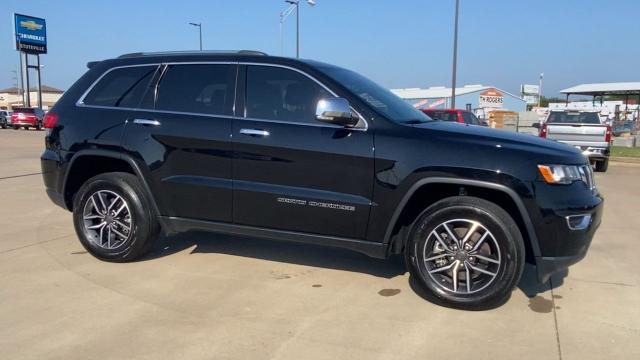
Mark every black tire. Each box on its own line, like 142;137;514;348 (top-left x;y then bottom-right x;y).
595;159;608;172
1;124;6;129
405;196;525;310
13;125;20;130
23;126;29;130
35;122;42;131
73;172;159;262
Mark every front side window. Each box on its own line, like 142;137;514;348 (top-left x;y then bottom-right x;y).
245;65;332;124
83;66;157;108
155;64;235;116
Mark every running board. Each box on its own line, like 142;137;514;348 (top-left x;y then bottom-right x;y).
159;216;388;259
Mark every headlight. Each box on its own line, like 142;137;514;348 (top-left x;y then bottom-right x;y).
538;164;592;186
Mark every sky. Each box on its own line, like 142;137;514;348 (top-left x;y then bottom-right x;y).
1;0;639;97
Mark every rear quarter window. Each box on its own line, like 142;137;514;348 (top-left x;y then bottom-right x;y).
82;65;157;108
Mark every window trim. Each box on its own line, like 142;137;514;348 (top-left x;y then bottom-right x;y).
76;61;367;131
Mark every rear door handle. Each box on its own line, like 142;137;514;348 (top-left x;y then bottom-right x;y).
240;128;270;137
132;118;161;126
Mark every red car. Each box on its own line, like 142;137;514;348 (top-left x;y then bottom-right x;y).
11;107;45;130
421;108;486;126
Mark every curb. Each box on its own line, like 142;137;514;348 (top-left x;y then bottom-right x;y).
610;156;640;164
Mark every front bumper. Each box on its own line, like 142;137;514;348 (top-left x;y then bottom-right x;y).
531;183;604;283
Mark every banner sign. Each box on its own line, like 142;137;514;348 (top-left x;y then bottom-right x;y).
479;88;504;108
14;13;47;54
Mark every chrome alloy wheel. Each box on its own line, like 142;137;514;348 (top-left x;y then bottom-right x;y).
423;219;501;294
82;190;132;250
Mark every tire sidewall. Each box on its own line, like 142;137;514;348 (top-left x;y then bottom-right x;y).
73;174;151;261
407;198;524;308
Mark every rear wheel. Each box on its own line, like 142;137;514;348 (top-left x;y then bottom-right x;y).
13;125;20;130
73;172;159;262
406;196;525;309
35;122;42;131
595;159;608;172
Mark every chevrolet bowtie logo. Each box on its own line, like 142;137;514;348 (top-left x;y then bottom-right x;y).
20;20;43;31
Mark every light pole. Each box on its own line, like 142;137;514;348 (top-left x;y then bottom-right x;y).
189;22;202;51
280;4;296;56
538;73;544;107
283;0;316;58
450;0;460;109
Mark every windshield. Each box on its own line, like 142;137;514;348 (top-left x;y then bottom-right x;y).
547;112;601;124
315;65;432;123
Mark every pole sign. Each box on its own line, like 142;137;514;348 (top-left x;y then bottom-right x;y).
13;13;47;54
521;84;539;94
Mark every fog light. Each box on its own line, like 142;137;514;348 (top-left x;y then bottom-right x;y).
566;214;591;230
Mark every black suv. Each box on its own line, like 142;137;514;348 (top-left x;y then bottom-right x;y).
41;51;603;308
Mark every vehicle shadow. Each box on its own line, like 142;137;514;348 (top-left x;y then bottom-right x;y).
517;263;568;297
143;231;407;279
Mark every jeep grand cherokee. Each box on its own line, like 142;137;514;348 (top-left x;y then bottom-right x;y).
41;51;603;308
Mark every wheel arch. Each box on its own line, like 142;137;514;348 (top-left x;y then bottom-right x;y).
62;150;160;217
383;178;541;261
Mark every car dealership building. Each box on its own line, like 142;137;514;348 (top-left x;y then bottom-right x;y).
391;85;527;115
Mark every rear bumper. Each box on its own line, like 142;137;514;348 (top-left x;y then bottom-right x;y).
41;149;69;210
11;120;38;126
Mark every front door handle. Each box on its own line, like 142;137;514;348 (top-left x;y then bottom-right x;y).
240;128;270;137
133;118;161;126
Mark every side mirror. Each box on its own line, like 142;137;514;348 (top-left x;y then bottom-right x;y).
315;98;359;127
532;122;540;129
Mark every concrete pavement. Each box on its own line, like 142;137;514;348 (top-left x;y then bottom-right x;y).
0;129;638;360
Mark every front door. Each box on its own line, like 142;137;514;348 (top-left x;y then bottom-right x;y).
232;64;374;239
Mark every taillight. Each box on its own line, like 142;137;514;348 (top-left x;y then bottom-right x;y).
539;123;548;138
605;125;612;143
44;112;58;129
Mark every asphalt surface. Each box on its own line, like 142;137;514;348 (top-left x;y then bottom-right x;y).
1;129;638;360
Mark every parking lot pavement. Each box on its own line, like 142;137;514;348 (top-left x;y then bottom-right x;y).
1;129;638;360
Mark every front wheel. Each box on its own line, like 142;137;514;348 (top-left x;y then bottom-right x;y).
406;196;525;309
73;172;159;262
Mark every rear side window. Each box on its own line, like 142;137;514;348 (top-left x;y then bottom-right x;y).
83;66;157;108
547;112;601;124
155;64;235;116
245;65;332;124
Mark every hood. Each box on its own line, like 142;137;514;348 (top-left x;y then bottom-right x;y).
410;121;586;163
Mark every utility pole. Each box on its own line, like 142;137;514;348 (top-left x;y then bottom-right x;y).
450;0;460;109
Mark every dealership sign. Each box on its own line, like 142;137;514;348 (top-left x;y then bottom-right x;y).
14;13;47;54
479;88;504;109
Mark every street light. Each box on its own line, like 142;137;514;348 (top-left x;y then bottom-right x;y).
189;22;202;51
450;0;460;109
282;0;316;58
538;73;544;107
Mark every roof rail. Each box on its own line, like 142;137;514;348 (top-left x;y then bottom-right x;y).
117;50;268;58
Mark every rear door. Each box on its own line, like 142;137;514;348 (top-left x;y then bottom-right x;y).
231;64;374;239
123;63;237;222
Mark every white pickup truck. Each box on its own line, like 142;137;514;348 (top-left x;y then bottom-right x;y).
537;110;611;172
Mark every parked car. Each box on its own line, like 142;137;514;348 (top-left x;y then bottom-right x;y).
421;108;485;126
41;51;602;309
10;107;45;130
0;110;12;129
536;110;611;172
